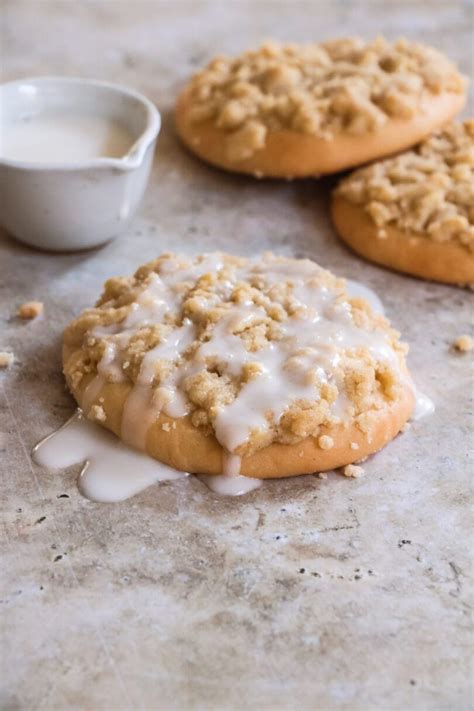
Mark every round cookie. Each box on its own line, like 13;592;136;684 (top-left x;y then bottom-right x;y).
63;253;414;480
332;120;474;286
175;37;466;178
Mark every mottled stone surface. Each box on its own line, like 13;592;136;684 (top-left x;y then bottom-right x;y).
1;2;473;709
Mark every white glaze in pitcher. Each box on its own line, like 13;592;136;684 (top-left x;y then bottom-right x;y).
0;77;161;251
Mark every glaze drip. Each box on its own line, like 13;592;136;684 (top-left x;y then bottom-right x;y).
32;411;262;500
32;410;187;502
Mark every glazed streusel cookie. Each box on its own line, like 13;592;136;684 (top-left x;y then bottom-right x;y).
63;253;414;479
175;37;466;178
332;120;474;286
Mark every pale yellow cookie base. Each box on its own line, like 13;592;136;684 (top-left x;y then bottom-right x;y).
331;195;474;286
63;345;414;480
175;88;465;178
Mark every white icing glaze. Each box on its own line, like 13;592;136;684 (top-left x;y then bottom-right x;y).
411;387;436;420
197;473;262;496
0;110;134;163
82;374;107;414
32;411;262;500
82;255;407;465
346;280;435;419
223;452;242;477
32;410;187;503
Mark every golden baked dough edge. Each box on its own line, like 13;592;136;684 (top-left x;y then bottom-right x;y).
331;195;474;286
175;88;465;178
63;344;414;479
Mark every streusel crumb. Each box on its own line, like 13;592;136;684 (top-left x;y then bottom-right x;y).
18;301;44;320
0;352;14;369
89;405;106;423
186;38;464;160
343;464;365;478
318;434;334;450
453;335;473;352
336;120;474;252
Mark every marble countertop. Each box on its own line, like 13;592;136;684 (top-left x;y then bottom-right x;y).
1;2;473;709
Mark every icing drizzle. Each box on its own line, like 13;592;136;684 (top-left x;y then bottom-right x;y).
32;410;261;501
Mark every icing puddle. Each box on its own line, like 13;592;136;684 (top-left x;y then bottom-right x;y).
32;388;434;502
31;389;432;502
32;410;261;501
411;388;436;421
32;279;434;502
33;410;187;502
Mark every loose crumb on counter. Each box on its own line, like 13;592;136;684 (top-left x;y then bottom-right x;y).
453;335;473;352
18;301;44;320
318;472;328;479
343;464;365;478
0;351;15;369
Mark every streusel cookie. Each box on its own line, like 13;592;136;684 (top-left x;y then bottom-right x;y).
63;253;414;480
332;120;474;285
175;38;466;178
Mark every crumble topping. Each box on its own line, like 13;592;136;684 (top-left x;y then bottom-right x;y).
63;253;409;457
336;120;474;251
185;37;465;160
